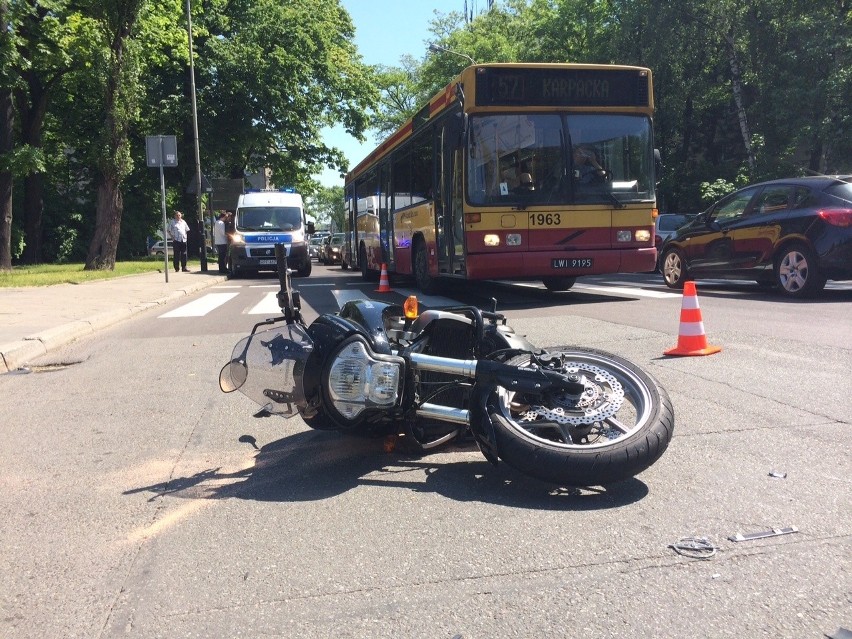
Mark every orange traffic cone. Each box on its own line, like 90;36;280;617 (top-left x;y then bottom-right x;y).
376;263;392;293
664;281;721;356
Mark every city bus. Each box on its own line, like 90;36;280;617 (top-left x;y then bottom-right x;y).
344;63;659;293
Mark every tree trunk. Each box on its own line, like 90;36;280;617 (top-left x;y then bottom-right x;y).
724;30;755;173
21;172;43;263
85;174;122;270
84;4;140;271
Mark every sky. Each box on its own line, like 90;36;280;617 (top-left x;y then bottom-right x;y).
314;0;475;187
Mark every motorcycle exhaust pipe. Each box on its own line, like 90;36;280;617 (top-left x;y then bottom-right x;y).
416;403;469;425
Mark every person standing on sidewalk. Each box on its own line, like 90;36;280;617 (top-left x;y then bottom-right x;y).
168;210;190;272
213;212;228;273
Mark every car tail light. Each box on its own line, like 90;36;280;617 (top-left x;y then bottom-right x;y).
818;208;852;227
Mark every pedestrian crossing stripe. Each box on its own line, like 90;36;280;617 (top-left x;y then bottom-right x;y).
158;282;680;319
158;292;239;318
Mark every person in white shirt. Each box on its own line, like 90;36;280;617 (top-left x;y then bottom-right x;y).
168;210;190;272
213;212;228;273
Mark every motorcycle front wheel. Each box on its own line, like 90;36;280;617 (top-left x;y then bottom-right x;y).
488;347;674;486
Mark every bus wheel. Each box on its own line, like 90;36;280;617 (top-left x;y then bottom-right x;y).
414;240;438;294
542;276;576;291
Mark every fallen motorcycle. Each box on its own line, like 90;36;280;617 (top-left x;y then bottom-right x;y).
219;245;674;486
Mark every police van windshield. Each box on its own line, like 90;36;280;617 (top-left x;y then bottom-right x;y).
237;207;302;231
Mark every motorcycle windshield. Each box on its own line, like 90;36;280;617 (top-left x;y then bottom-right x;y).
226;322;313;417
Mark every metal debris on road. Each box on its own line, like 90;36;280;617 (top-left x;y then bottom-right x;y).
728;526;798;542
668;536;718;559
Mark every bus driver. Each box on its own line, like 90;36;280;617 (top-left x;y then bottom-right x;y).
573;146;608;183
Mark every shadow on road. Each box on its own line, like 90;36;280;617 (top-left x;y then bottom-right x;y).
125;428;648;510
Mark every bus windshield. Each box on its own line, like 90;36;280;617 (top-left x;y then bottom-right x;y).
237;206;302;231
467;113;654;207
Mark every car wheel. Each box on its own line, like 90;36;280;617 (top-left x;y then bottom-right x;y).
661;248;688;289
542;276;576;291
774;242;825;298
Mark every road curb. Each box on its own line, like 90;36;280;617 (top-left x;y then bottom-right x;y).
0;273;229;374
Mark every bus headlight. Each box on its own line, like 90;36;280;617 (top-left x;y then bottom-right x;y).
326;337;403;419
634;229;651;242
484;234;500;247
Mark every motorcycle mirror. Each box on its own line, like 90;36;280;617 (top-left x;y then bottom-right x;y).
219;360;248;393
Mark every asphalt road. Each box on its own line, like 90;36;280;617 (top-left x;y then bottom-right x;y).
1;266;850;638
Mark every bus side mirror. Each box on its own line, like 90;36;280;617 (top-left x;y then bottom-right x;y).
306;221;315;235
446;112;465;148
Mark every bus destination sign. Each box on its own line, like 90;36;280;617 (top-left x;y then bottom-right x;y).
475;67;650;108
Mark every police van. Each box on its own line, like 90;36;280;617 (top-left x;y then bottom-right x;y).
228;188;314;277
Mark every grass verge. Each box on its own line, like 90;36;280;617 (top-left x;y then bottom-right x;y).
0;257;206;287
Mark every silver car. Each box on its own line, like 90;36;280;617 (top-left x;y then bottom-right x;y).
148;240;173;256
308;236;324;259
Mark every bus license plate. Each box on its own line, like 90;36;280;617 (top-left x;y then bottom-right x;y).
259;259;277;265
552;258;593;269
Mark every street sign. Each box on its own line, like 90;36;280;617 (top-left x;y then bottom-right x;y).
145;135;178;167
186;173;212;194
211;178;245;210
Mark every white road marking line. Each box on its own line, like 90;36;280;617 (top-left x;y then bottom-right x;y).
573;284;680;298
158;293;239;318
247;292;283;315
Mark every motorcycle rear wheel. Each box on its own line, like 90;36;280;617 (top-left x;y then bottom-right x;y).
488;347;674;486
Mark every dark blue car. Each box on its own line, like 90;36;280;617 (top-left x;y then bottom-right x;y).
660;176;852;297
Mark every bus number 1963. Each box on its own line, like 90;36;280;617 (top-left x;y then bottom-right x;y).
529;213;562;226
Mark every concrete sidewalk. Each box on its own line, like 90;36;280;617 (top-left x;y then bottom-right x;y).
0;270;228;373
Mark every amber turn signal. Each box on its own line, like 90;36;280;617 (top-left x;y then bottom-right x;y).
403;295;418;319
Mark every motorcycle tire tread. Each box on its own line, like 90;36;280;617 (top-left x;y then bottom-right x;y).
488;348;675;487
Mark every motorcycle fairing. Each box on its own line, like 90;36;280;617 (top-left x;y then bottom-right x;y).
221;321;314;417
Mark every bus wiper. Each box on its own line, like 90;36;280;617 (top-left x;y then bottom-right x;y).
605;189;626;209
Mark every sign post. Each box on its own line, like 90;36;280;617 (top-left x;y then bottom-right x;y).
146;135;178;282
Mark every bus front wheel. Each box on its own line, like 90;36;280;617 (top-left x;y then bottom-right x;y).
542;276;576;291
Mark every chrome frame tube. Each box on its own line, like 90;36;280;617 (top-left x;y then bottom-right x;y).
409;352;477;378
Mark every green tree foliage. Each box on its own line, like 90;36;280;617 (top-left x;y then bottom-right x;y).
305;184;344;232
197;0;377;191
2;0;376;267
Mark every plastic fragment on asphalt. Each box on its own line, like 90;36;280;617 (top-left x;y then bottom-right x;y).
728;526;798;542
828;628;852;639
668;536;718;559
769;470;787;478
6;367;32;375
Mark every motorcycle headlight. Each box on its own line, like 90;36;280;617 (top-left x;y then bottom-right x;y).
326;337;403;419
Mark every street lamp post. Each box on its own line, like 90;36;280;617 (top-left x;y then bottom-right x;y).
427;43;477;66
185;0;207;272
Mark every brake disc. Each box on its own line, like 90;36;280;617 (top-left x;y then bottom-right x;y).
518;362;624;426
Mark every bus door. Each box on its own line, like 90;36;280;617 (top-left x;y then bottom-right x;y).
438;118;466;276
380;165;394;269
